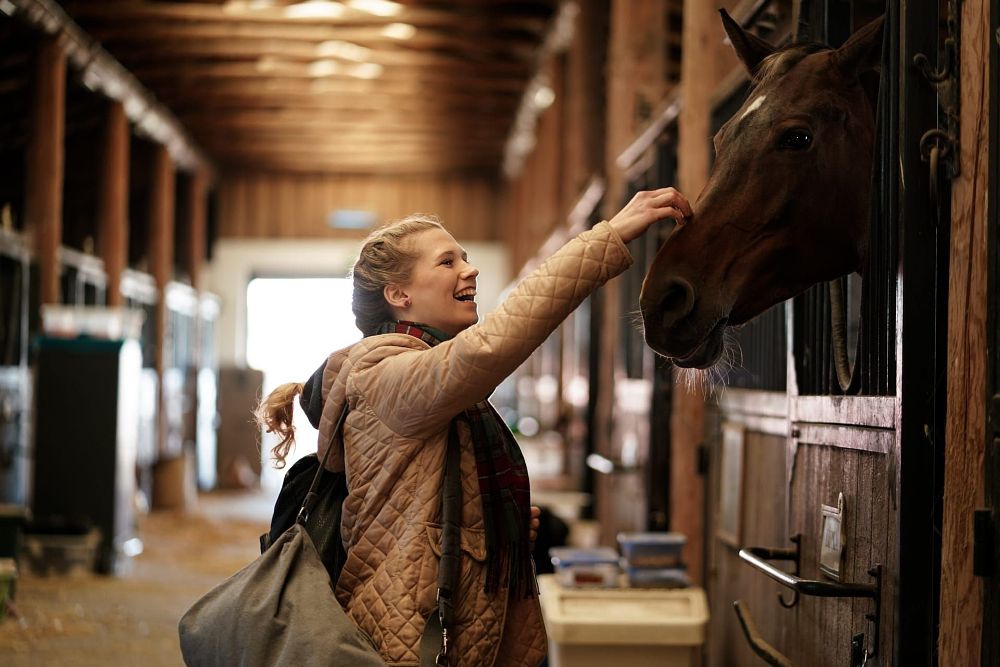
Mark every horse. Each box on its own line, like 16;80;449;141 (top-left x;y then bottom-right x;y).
639;11;884;372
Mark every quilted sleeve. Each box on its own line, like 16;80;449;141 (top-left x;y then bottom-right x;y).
351;220;632;437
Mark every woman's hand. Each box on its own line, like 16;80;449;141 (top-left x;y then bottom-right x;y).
528;506;541;548
608;187;692;243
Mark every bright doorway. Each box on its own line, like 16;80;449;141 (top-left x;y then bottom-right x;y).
245;277;362;492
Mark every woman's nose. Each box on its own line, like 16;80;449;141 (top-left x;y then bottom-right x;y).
462;263;479;279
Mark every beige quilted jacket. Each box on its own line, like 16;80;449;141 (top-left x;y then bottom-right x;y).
312;221;632;666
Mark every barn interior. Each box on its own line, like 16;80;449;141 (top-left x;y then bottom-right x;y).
0;0;996;666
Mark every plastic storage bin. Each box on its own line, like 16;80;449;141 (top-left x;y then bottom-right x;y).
549;547;620;588
538;574;708;667
617;531;686;568
625;565;689;588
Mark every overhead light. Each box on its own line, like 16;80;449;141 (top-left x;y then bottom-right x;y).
381;22;415;40
284;1;345;19
346;62;383;79
315;40;371;61
256;56;280;72
308;59;341;77
532;85;555;110
347;0;402;17
223;0;276;12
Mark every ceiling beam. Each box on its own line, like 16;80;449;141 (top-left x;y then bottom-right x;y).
62;1;549;32
82;23;537;61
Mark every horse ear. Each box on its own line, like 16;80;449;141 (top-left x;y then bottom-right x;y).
720;9;776;78
833;15;885;79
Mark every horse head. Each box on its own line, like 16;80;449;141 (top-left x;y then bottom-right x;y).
640;11;883;369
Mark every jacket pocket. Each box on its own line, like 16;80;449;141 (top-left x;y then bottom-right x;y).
424;523;487;562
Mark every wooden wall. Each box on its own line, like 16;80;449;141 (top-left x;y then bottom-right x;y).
938;0;991;661
217;171;500;242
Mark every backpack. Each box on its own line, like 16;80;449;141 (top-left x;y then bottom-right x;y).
259;357;348;583
259;452;348;584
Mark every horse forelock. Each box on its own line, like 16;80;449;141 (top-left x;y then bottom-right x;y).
752;42;831;91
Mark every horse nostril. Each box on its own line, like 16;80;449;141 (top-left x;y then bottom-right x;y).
658;278;695;328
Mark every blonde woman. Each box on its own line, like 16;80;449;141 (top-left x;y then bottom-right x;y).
258;187;691;667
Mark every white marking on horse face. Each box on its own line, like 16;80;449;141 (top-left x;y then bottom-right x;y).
739;95;767;121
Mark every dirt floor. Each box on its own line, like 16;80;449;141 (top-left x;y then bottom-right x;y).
0;491;273;667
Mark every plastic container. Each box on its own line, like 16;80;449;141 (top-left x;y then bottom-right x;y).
549;547;621;588
22;528;101;576
625;566;689;589
537;574;708;667
617;531;686;568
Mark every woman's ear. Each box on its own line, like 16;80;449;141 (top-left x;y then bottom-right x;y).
384;284;410;309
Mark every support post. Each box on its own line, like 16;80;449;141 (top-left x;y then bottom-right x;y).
98;101;129;307
25;35;66;307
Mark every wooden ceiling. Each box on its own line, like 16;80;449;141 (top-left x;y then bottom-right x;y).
57;0;560;174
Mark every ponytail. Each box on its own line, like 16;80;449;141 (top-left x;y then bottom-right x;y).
255;382;304;469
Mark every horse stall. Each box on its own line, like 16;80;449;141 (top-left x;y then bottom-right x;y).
646;1;977;665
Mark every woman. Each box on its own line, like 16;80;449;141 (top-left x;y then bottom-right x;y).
258;187;691;666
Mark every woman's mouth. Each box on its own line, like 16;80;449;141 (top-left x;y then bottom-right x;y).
454;287;476;302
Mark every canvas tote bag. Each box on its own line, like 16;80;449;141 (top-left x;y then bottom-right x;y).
178;405;461;666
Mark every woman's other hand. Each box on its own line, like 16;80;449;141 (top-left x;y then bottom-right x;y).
609;187;692;243
528;506;541;548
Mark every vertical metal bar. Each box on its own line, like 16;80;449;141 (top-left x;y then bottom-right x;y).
896;0;946;662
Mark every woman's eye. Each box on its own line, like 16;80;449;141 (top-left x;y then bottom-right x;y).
778;128;813;150
441;259;453;266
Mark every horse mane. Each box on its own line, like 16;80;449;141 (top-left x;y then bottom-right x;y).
752;41;831;90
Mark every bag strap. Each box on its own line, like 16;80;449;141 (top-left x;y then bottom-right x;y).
301;403;460;666
296;404;349;525
419;419;462;667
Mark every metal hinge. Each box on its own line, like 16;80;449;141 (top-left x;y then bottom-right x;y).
973;508;995;577
914;0;962;220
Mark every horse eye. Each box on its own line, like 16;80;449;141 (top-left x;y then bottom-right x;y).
778;128;813;150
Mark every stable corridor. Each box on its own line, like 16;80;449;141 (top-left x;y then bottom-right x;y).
0;493;270;666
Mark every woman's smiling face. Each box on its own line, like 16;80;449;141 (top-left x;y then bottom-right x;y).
392;227;480;336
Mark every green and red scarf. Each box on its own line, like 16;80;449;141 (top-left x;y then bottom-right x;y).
376;321;534;596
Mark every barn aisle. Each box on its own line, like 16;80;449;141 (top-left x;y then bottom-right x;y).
0;492;272;667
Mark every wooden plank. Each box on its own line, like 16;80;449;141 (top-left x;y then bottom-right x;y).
938;0;990;663
25;35;66;306
97;101;129;306
85;22;539;60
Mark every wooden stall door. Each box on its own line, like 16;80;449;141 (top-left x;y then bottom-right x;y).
706;2;949;665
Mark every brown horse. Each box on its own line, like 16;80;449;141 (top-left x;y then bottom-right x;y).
640;11;883;370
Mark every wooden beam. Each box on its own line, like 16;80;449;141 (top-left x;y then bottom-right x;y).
939;1;990;663
136;80;523;103
148;144;175;418
25;35;66;306
62;1;549;33
85;23;537;61
108;39;532;72
176;111;513;131
152;90;519;112
216;154;498;174
98;101;130;307
127;63;529;91
186;170;207;291
11;0;211;173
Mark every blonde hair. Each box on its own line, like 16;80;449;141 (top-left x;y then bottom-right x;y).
351;213;445;336
255;214;446;468
255;382;303;468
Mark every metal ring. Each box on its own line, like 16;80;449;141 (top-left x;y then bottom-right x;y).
929;144;940;215
919;129;952;162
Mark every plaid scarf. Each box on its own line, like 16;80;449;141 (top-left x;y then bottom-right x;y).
375;321;534;596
